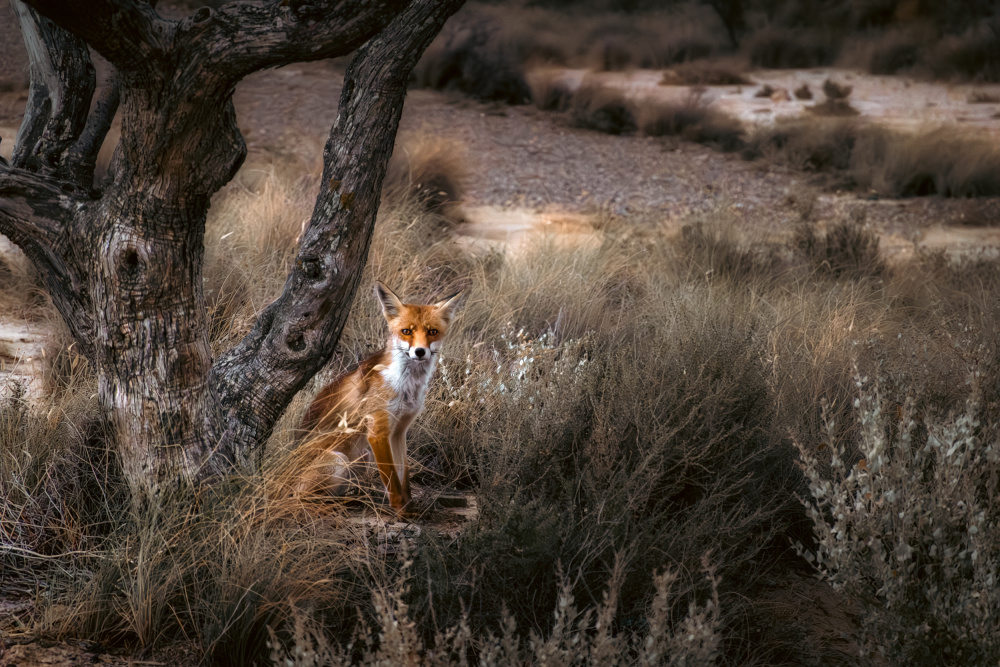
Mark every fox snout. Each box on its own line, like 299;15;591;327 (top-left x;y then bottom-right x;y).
412;346;427;359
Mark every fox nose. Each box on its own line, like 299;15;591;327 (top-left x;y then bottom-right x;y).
414;347;426;359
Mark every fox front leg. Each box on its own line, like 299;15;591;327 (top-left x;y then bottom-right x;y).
368;411;411;513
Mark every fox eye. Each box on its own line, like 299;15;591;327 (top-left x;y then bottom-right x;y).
401;328;412;336
427;329;439;336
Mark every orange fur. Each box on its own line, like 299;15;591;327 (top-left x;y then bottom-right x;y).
296;281;460;514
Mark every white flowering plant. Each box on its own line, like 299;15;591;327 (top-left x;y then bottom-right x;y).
796;372;1000;665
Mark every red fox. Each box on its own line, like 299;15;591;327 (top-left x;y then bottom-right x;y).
295;281;461;514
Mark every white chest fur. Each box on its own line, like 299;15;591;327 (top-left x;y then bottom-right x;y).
381;346;437;417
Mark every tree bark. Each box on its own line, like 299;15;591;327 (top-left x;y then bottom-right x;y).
0;0;466;505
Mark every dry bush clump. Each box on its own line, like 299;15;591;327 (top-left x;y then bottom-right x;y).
660;58;751;86
743;119;861;175
569;83;637;134
922;24;1000;82
203;166;312;353
745;120;1000;198
269;559;722;667
806;79;859;117
528;69;576;112
55;478;366;666
743;26;837;69
383;133;468;218
0;366;115;560
792;214;884;280
634;96;745;151
968;90;1000;104
841;26;926;75
798;380;1000;664
392;228;810;662
0;245;54;321
413;9;532;104
850;127;1000;198
673;216;784;284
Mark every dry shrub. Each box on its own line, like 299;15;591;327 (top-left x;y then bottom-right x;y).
384;133;467;217
793;83;812;99
661;58;750;86
851;127;1000;198
842;26;926;75
203;165;311;352
528;69;575;111
414;10;532;104
745;120;1000;198
0;245;50;321
968;90;1000;103
792;215;884;280
821;79;852;100
743;119;861;174
569;83;636;135
798;380;1000;664
674;218;785;285
0;369;115;560
744;26;836;69
635;95;744;151
922;23;1000;82
389;224;808;662
269;560;722;666
583;4;728;71
56;479;366;666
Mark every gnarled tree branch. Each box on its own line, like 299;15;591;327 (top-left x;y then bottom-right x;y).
211;0;467;469
0;166;95;359
63;73;119;190
11;0;95;179
176;0;409;93
20;0;169;75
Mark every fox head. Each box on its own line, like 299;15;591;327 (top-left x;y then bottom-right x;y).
375;281;461;362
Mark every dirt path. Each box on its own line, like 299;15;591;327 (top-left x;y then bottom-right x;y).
232;62;999;240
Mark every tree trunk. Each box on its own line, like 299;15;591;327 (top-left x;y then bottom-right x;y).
0;0;466;505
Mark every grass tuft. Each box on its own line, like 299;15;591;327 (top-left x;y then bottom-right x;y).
745;120;1000;198
635;95;745;151
569;83;636;135
384;133;468;218
660;58;751;86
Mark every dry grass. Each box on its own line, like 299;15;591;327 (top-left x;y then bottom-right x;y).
569;82;637;135
413;8;533;104
851;127;1000;197
743;26;837;69
660;58;751;86
5;158;1000;664
635;95;745;151
383;132;468;218
0;247;50;321
203;165;311;354
745;120;1000;198
527;69;575;112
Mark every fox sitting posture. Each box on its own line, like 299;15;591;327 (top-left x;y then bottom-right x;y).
295;281;460;514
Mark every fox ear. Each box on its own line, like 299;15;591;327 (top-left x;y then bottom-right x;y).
434;290;463;322
375;281;403;319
